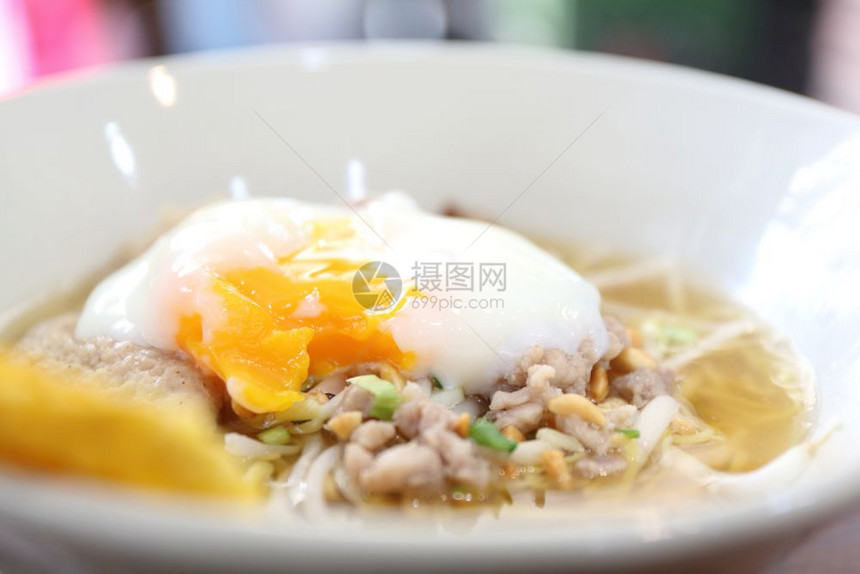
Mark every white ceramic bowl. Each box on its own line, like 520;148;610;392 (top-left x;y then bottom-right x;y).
2;43;860;573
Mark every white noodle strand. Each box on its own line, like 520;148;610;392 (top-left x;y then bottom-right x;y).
303;445;343;523
585;259;674;290
662;321;756;371
634;395;680;464
601;300;726;331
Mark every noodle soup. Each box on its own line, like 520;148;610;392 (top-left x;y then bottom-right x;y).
1;198;815;518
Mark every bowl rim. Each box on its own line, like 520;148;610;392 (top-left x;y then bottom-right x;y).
4;40;858;125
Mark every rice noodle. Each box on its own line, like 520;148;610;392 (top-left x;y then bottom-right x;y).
601;300;726;331
264;434;324;518
509;440;553;466
634;395;680;464
585;259;674;290
284;434;323;486
431;387;465;408
411;378;433;397
662;320;757;371
535;428;585;453
223;432;301;458
659;425;835;495
302;445;343;523
268;434;324;509
671;428;717;445
333;463;363;505
666;263;687;314
291;393;346;435
450;397;484;419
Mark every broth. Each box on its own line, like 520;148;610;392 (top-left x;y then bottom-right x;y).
553;243;811;473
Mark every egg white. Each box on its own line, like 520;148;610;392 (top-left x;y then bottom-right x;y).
77;193;608;395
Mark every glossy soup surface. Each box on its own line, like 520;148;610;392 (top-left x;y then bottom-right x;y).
555;243;810;474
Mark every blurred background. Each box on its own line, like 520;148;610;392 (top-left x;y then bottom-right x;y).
1;0;859;113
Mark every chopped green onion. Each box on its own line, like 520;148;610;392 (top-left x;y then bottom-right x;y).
616;428;640;439
347;374;393;392
468;418;517;453
257;426;291;445
348;375;402;421
642;320;697;348
430;375;444;390
662;324;697;347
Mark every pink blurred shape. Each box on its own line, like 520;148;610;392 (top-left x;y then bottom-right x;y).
23;0;110;77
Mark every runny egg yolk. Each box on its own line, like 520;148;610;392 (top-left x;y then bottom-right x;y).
175;241;413;414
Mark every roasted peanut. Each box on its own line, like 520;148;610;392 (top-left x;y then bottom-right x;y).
611;347;657;374
588;365;609;402
547;394;606;428
325;410;363;441
501;425;526;443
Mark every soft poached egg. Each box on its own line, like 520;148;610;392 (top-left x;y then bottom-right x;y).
77;194;607;413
